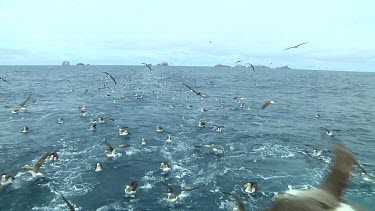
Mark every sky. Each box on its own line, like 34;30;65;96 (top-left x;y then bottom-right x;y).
0;0;374;71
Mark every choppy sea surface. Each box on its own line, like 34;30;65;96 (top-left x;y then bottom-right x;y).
0;65;374;211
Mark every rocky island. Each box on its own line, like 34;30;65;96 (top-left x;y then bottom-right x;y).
156;62;169;66
214;64;231;67
62;60;70;65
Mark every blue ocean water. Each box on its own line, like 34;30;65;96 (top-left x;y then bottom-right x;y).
0;65;374;210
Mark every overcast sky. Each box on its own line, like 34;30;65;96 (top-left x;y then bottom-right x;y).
0;0;374;71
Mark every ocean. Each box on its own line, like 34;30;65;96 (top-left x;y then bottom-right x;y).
0;65;374;210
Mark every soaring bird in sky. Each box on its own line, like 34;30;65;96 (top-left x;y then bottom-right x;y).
284;42;309;51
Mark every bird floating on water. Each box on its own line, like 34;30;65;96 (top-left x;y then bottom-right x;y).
95;162;103;172
1;173;15;187
104;139;117;157
156;126;163;132
165;135;172;143
124;181;138;196
243;182;258;194
47;152;59;161
160;161;171;173
198;121;206;128
58;117;64;124
22;127;29;133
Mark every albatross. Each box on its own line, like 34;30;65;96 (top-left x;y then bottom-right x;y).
124;181;138;196
1;173;15;187
305;144;327;157
11;94;32;113
322;127;341;136
103;72;117;85
141;63;152;70
284;42;309;51
0;77;10;84
161;181;206;203
194;144;225;156
261;100;275;109
222;192;245;211
23;152;49;178
59;192;75;211
268;144;358;211
182;83;207;98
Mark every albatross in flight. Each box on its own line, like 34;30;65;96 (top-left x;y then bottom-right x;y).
261;99;275;109
182;83;207;98
0;77;10;84
244;63;255;72
23;152;49;178
269;144;358;210
59;192;75;211
222;192;245;211
103;72;117;85
11;94;32;113
161;181;206;203
284;42;309;51
141;63;152;70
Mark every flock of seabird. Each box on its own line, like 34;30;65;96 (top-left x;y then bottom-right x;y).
1;62;374;211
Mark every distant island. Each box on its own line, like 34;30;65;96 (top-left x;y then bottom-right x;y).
62;60;70;65
76;63;84;66
214;64;231;67
276;65;291;69
156;62;169;66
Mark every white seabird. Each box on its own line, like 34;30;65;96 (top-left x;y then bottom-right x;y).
243;182;258;193
198;122;206;128
305;144;327;157
161;181;206;203
58;117;64;124
194;144;225;156
22;127;29;133
160;161;171;173
1;173;15;187
156;126;164;132
261;99;275;109
214;124;224;133
269;144;358;211
22;152;49;178
165;135;172;143
141;138;148;145
95;162;103;172
118;126;129;136
124;181;138;196
322;127;341;136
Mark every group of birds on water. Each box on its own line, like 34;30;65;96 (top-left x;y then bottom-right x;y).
1;48;374;210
